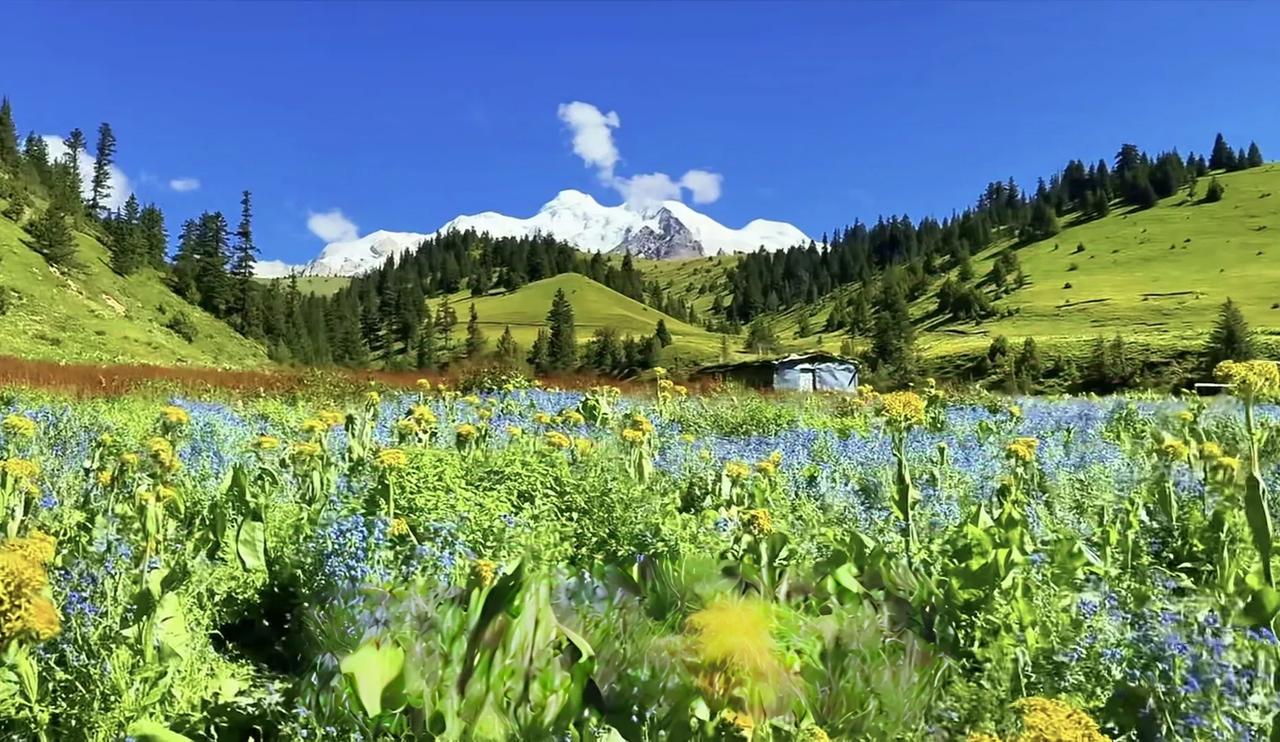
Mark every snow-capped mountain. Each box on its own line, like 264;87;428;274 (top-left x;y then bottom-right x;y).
257;190;810;277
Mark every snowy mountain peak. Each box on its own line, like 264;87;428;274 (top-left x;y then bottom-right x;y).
257;192;810;277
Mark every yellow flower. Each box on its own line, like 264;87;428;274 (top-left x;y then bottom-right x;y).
471;558;498;588
0;547;58;644
409;405;437;426
658;378;675;392
506;426;523;438
455;423;479;441
1201;441;1224;460
673;384;689;397
880;391;927;428
462;394;482;406
160;406;190;426
389;517;410;537
147;437;179;472
544;431;572;450
252;435;281;451
394;419;420;437
290;441;323;461
687;596;782;705
716;710;756;739
562;410;586;426
755;458;778;477
1160;439;1190;461
653;367;668;377
533;412;553;426
415;378;432;391
630;415;655;434
119;452;140;468
1006;437;1039;464
1;414;37;439
797;726;831;742
621;428;646;445
1011;697;1107;741
477;408;493;421
300;418;327;435
724;461;751;482
1216;359;1280;398
743;508;774;536
1213;456;1242;476
680;433;695;444
1;458;39;481
318;410;345;429
365;391;382;406
0;531;56;566
1177;410;1195;424
574;437;594;456
155;484;178;503
1008;405;1022;419
96;469;114;487
376;448;408;470
965;735;1003;742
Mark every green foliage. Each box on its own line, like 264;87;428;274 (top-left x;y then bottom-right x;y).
164;310;199;343
1205;298;1253;369
27;203;79;268
1205;176;1226;203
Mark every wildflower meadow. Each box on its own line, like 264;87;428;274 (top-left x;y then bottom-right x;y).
3;364;1280;740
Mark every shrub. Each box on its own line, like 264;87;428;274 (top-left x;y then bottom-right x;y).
0;285;11;316
456;364;534;394
165;310;199;343
1204;176;1225;203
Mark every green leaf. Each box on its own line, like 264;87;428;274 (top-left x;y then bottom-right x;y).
236;518;267;572
1244;586;1280;625
126;719;195;742
154;592;192;660
340;639;406;717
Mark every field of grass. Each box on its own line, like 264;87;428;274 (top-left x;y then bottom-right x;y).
0;215;270;368
428;273;730;366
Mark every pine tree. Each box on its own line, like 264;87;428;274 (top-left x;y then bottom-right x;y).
0;98;18;175
1205;298;1253;368
435;297;458;353
229;191;262;337
138;204;167;269
743;318;778;354
1016;337;1043;391
194;211;232;316
1204;176;1225;203
22;133;51;187
546;288;577;370
465;303;486;356
1247;141;1264;168
28;203;79;268
871;277;915;378
654;318;673;347
416;306;438;369
1024;198;1060;240
108;193;144;274
1210;132;1234;171
89;123;116;215
496;325;518;362
528;328;551;372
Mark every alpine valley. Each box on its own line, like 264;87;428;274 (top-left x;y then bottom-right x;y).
254;189;811;277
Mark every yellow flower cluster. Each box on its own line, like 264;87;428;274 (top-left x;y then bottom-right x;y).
462;394;482;406
96;470;113;488
797;725;832;742
544;431;572;450
1201;441;1224;460
1;458;39;481
119;452;140;468
1012;697;1108;741
409;405;437;427
0;533;59;644
880;391;927;428
562;410;586;427
2;414;37;439
455;423;479;441
290;441;323;461
621;428;646;445
394;419;420;438
755;451;782;477
1177;410;1195;424
252;435;281;452
365;391;382;406
318;410;345;429
147;437;180;472
1216;359;1280;398
743;508;774;537
376;448;408;470
1159;439;1190;461
389;517;410;538
471;558;498;588
533;412;553;426
724;461;751;482
1006;437;1039;464
300;418;328;435
160;406;190;426
574;437;594;456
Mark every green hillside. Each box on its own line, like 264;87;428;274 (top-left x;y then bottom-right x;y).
0;214;270;368
429;273;727;364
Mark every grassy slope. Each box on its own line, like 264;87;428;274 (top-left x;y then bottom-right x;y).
0;215;270;368
428;273;728;365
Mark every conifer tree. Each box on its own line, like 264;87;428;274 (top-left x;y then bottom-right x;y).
108;193;144;274
654;318;673;347
28;203;79;268
871;276;915;378
1247;141;1264;168
1205;298;1252;368
89;123;116;215
1204;176;1225;203
229;191;263;337
417;306;438;369
1210;132;1234;171
435;297;458;353
465;303;486;356
138;204;168;269
194;211;232;316
496;325;518;362
22;133;51;187
528;328;551;372
0;98;18;174
546;288;577;370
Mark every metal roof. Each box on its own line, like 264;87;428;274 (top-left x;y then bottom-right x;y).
694;352;859;375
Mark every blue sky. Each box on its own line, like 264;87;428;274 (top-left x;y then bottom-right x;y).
3;1;1278;263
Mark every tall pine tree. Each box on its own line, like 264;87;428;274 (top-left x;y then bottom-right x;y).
89;123;116;216
229;190;263;337
546;289;577;370
1205;298;1252;368
465;303;486;357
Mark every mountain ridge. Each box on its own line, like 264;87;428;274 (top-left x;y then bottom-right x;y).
257;190;811;277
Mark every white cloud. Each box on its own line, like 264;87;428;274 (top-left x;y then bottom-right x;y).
42;134;133;211
557;101;621;181
557;102;723;208
307;209;359;243
680;169;723;204
169;177;201;192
